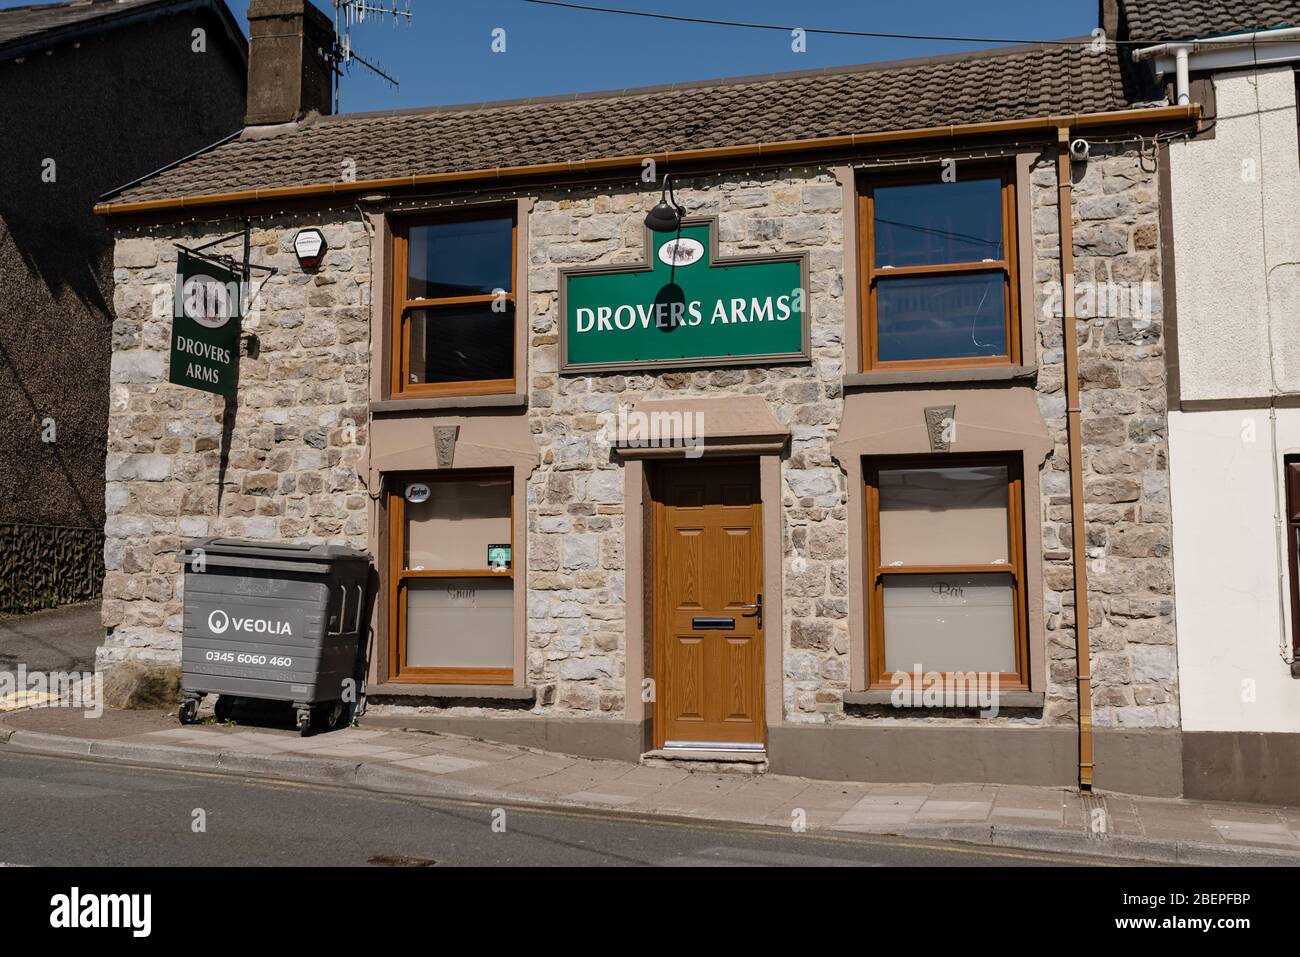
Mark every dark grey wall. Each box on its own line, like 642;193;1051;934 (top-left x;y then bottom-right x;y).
0;8;245;535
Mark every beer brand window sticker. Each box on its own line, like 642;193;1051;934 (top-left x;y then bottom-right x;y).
560;217;810;373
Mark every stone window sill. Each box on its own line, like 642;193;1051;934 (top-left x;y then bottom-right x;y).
844;689;1045;710
365;683;535;705
843;365;1036;390
371;394;528;415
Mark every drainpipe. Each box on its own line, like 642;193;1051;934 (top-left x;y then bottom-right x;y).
1173;46;1192;104
1131;42;1193;104
1132;28;1300;105
1055;126;1093;792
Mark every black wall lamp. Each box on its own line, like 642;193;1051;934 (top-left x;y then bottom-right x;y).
644;175;686;232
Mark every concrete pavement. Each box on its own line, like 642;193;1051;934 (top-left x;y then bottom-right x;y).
0;602;101;677
1;704;1297;866
0;749;1109;866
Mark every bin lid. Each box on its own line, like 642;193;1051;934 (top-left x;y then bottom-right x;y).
179;537;370;570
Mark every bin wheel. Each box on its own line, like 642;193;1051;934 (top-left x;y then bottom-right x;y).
296;706;313;736
213;696;234;723
178;698;199;726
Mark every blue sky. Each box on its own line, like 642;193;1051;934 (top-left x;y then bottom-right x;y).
9;0;1098;113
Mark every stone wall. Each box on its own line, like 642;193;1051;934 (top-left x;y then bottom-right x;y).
524;171;849;719
99;150;1176;731
1030;146;1179;729
98;215;372;667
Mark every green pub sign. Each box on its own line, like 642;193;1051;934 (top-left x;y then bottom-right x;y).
169;251;241;396
561;218;809;372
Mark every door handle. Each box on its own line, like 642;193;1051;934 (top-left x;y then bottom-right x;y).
739;593;763;628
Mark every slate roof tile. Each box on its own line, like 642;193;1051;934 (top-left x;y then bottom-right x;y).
109;40;1149;206
1122;0;1300;40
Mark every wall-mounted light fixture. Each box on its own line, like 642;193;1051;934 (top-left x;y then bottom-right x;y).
644;175;686;232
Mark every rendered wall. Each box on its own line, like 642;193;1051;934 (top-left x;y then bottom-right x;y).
1168;408;1300;733
1168;68;1300;401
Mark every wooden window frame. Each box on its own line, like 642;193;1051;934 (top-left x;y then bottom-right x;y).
864;452;1030;690
857;164;1022;373
386;469;514;685
1285;457;1300;662
388;208;518;400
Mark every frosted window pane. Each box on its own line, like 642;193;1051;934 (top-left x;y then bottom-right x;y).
405;478;510;570
406;578;512;669
879;465;1008;566
883;573;1015;673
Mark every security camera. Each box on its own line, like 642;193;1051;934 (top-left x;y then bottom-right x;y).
1069;138;1090;161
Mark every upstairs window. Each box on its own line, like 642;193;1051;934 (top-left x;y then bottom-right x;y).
859;168;1021;370
389;211;516;398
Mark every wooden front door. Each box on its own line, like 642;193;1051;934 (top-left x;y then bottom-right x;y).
653;460;765;749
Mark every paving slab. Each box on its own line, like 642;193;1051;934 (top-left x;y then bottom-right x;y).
617;764;693;788
436;753;578;789
914;799;994;822
1209;819;1299;848
1132;800;1223;844
1095;796;1144;838
502;761;635;798
690;775;814;822
626;773;751;815
766;782;873;829
391;753;492;775
836;793;929;829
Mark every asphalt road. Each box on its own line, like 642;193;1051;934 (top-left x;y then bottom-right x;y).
0;603;102;674
0;748;1117;867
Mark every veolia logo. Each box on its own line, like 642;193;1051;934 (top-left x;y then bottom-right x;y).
206;608;293;636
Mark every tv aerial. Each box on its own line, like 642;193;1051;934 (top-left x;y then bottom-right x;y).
330;1;413;111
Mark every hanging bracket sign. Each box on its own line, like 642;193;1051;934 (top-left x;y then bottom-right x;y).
560;217;809;373
169;251;241;396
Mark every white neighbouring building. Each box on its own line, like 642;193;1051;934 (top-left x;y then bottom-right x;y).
1126;0;1300;802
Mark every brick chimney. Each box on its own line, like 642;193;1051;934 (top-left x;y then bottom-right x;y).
245;0;334;126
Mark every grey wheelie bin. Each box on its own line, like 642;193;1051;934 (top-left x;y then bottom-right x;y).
177;538;372;735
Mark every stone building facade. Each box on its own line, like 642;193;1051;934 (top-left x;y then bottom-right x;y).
100;219;373;665
1029;147;1178;732
94;3;1202;794
523;171;852;720
100;143;1182;789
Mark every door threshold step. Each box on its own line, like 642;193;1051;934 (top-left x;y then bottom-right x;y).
640;748;769;775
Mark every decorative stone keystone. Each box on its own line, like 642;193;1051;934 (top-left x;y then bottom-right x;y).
433;425;458;468
924;405;956;453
